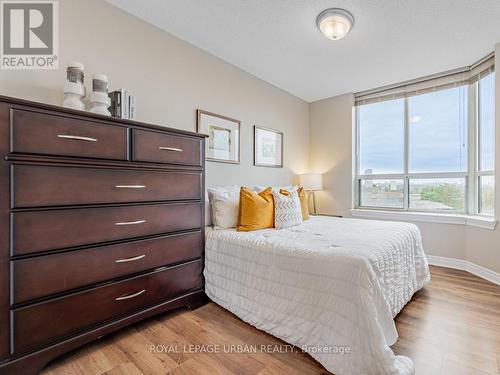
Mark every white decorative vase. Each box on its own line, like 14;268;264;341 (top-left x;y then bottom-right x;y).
63;61;85;110
89;73;111;116
89;92;111;116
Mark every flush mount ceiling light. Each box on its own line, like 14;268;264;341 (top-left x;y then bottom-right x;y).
316;8;354;41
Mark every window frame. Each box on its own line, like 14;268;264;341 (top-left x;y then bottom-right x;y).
354;72;494;216
475;73;495;215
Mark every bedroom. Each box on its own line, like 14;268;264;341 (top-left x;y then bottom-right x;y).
0;0;498;374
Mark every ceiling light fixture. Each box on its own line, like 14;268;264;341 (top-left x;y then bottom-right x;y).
316;8;354;41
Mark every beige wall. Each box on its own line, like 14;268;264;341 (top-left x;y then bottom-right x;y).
0;0;310;189
309;93;354;217
309;45;500;274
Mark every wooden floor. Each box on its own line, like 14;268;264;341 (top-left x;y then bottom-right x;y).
42;266;500;375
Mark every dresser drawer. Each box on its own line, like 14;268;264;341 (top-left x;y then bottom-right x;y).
11;203;202;256
10;108;128;160
12;165;202;208
12;231;202;304
11;260;203;355
133;129;202;166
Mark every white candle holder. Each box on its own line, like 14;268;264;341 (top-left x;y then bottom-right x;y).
89;73;111;116
63;62;85;110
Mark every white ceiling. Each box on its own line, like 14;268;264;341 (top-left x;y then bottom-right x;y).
106;0;500;102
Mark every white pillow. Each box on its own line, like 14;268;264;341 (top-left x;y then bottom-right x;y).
272;190;303;229
207;186;240;229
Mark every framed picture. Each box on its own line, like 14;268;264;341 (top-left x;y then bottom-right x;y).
197;110;240;164
254;126;283;168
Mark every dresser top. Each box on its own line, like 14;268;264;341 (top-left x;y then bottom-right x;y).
0;94;207;139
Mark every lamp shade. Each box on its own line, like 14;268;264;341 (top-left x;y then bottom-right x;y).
300;173;323;191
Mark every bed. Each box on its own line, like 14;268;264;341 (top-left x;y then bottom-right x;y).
204;215;430;375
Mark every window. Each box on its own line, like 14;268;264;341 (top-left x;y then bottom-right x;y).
477;72;495;215
354;55;495;216
409;178;466;212
360;179;404;209
358;99;404;175
408;87;468;174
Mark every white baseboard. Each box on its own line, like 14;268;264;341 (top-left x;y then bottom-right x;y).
427;255;500;286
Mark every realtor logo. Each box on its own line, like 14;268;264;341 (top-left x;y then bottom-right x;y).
1;1;58;69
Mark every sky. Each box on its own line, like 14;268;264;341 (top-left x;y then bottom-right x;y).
358;73;495;176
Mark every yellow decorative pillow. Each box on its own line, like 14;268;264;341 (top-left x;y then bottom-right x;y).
237;187;274;231
280;187;310;220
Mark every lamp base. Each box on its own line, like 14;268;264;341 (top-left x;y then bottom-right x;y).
308;191;318;215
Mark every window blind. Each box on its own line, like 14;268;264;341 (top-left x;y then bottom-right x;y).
354;53;494;106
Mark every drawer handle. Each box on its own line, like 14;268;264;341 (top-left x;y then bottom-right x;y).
115;185;146;189
158;146;183;152
115;289;146;301
115;254;146;263
57;134;98;142
115;219;146;226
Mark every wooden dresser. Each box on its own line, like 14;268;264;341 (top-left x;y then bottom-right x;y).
0;95;207;375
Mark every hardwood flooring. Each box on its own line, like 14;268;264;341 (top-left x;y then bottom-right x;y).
42;266;500;375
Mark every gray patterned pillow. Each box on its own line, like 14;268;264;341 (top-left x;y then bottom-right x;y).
272;190;303;229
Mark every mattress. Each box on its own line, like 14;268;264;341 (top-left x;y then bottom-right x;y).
204;216;430;375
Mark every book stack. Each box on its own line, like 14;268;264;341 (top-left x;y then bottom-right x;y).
108;89;136;119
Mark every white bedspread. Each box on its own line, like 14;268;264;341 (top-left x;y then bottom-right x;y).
204;216;430;375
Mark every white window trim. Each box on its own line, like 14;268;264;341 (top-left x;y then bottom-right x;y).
353;63;495;219
350;209;497;230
